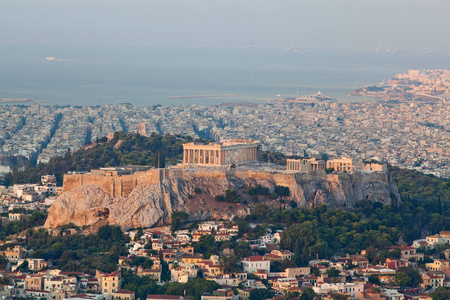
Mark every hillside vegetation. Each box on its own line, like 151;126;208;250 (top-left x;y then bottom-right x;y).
389;166;450;202
4;132;193;186
4;131;450;206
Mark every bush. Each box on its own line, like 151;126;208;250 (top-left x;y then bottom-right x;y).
170;211;189;233
225;189;240;203
259;186;269;196
269;193;278;199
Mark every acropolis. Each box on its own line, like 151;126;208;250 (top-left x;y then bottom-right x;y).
182;139;260;166
287;157;387;174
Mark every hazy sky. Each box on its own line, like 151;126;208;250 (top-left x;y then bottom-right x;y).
1;0;449;51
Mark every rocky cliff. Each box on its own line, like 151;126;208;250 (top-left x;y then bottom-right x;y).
45;169;401;230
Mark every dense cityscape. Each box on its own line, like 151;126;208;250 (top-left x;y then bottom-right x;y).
2;0;450;298
0;95;449;298
351;69;450;102
1;97;449;178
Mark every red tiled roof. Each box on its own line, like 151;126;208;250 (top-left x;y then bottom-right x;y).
60;271;84;276
102;271;120;277
242;255;266;262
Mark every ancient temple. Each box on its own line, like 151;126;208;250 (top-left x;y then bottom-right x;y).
183;139;260;166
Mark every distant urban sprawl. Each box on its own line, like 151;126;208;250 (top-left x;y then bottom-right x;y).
0;99;449;178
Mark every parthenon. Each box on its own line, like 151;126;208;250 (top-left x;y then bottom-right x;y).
183;139;260;166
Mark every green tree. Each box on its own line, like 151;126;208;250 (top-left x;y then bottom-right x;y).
249;289;274;300
395;267;421;287
326;268;341;278
170;211;189;233
0;255;8;269
234;241;252;259
97;225;124;242
225;189;240;203
135;228;144;241
430;287;450;300
194;235;218;258
219;255;242;274
333;295;349;300
300;287;316;300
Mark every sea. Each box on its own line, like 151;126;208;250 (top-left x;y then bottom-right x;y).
0;44;449;106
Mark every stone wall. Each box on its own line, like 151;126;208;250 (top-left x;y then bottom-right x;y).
51;167;400;229
63;169;163;197
63;168;396;208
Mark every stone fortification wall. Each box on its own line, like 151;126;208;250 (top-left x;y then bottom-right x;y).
50;167;400;230
63;168;396;209
63;169;163;197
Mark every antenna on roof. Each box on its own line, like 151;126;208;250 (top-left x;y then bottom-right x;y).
296;86;299;99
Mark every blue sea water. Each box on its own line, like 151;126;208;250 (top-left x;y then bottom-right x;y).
0;44;449;106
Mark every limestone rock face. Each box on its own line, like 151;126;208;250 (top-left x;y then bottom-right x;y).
44;185;113;229
45;169;401;230
45;181;188;230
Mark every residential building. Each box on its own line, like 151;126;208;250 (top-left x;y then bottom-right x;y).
241;256;270;274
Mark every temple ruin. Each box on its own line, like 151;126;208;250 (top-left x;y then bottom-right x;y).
182;139;260;166
286;158;326;172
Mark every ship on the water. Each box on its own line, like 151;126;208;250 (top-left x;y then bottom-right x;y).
279;91;336;103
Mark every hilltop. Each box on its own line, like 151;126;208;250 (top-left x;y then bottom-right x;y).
3;132;192;186
4;131;449;206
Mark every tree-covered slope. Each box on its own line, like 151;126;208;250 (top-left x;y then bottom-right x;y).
4;132;193;185
389;166;450;202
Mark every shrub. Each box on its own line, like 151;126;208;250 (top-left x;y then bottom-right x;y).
269;193;278;199
215;195;225;201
